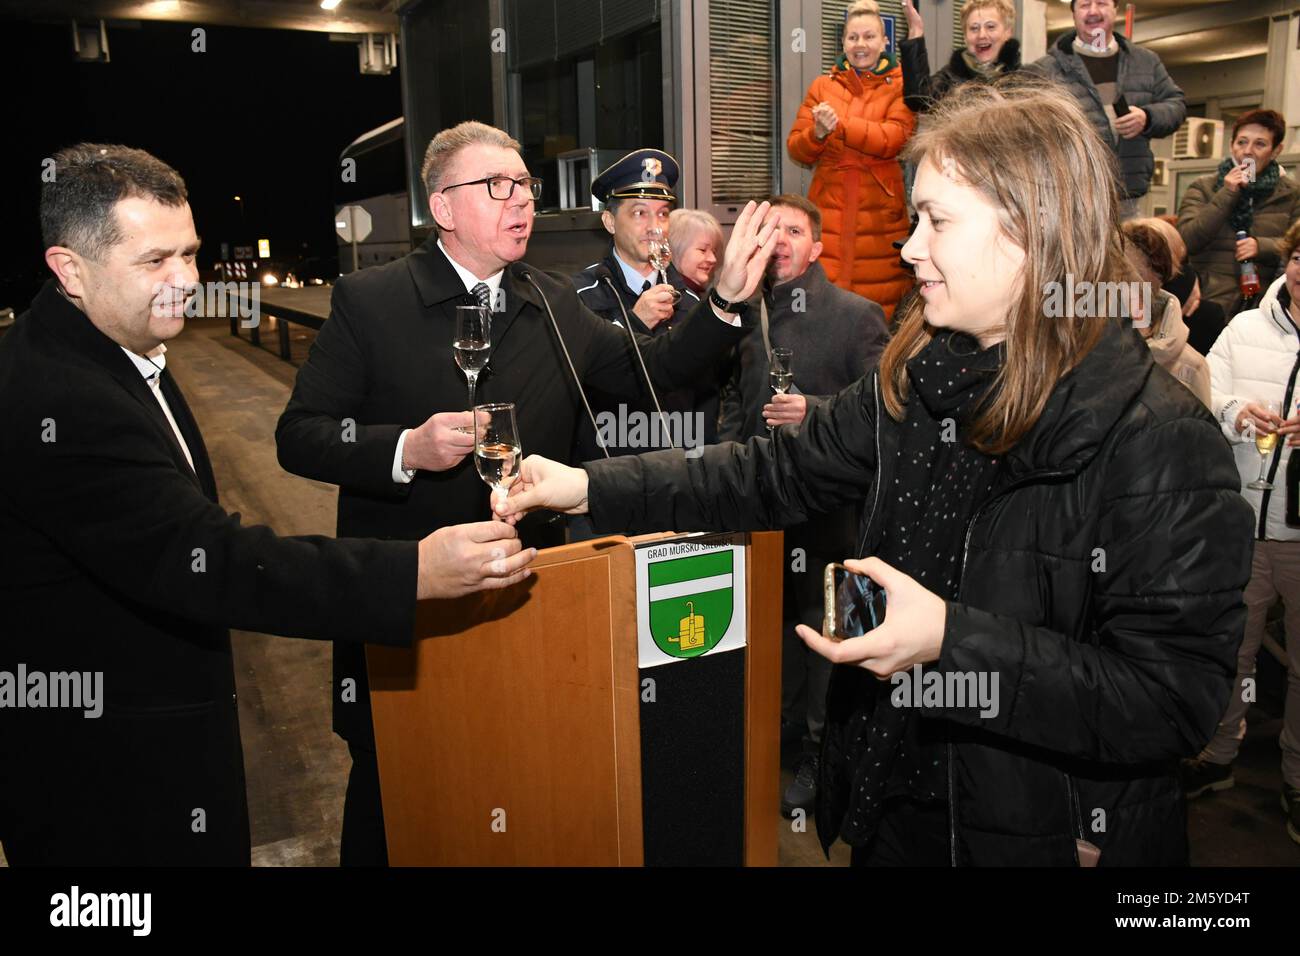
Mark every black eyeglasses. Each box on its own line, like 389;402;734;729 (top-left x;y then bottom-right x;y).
440;176;543;201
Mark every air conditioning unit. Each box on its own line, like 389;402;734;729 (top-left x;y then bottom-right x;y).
1173;118;1224;160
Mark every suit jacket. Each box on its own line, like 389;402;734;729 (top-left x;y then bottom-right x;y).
0;280;418;865
275;237;750;747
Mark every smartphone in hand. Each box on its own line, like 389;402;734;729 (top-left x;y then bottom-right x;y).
1113;95;1131;117
823;562;887;641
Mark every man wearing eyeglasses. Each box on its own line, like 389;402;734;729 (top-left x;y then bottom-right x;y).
275;121;771;865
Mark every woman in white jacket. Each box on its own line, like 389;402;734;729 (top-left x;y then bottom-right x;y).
1201;219;1300;845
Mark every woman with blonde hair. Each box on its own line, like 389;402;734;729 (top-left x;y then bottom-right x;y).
667;208;724;295
787;0;914;317
498;81;1252;865
899;0;1029;113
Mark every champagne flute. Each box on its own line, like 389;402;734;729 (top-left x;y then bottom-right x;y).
646;227;681;303
474;402;522;510
454;305;490;433
770;347;794;396
1248;398;1281;490
767;347;794;436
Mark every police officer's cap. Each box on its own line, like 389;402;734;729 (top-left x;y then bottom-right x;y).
592;149;679;205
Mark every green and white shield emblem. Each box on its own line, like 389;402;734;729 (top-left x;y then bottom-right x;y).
647;550;734;659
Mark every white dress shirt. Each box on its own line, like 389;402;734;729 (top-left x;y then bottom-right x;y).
613;250;655;294
391;241;505;483
119;344;196;473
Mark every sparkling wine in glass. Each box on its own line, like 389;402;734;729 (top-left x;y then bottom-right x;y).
1248;398;1281;490
648;227;670;279
474;402;521;508
770;347;794;395
454;305;491;422
646;227;681;303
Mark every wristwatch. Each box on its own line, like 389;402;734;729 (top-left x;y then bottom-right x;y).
709;287;743;313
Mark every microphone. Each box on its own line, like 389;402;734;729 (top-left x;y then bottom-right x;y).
599;273;676;450
516;265;610;458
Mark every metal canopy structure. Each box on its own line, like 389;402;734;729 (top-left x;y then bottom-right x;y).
0;0;399;33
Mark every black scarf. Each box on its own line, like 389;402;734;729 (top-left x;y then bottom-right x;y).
1215;156;1281;234
839;330;1006;847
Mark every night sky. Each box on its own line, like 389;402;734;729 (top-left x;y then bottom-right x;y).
0;16;402;311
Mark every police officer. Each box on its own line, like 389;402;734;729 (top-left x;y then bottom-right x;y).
573;149;699;334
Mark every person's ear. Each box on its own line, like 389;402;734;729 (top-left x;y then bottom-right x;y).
809;240;824;264
430;192;454;233
601;209;616;237
45;247;87;299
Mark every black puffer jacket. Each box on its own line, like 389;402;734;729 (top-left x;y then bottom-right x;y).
900;37;1029;114
583;318;1253;865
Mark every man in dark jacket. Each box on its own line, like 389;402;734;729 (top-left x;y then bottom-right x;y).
0;145;531;866
1036;0;1185;218
275;124;753;864
571;149;715;462
717;194;888;817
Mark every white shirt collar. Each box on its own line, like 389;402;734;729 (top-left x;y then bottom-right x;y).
613;250;655;292
120;343;168;380
437;239;504;298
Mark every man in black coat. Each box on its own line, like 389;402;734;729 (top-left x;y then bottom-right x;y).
717;194;888;818
0;145;532;866
275;123;755;864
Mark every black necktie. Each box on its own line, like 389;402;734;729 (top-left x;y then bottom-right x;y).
641;280;651;294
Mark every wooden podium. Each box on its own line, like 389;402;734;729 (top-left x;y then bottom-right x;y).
367;531;783;866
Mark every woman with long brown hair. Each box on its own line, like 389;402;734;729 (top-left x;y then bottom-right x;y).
496;82;1253;866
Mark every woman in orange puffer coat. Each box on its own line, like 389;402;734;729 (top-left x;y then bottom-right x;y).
788;2;915;317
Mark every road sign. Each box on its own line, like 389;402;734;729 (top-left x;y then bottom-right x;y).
335;205;372;244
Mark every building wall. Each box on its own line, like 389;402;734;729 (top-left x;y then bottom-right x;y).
1169;54;1266;117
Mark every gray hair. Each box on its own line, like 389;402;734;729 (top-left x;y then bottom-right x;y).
420;121;522;199
667;208;723;265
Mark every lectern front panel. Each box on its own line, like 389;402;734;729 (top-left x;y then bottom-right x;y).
368;539;643;865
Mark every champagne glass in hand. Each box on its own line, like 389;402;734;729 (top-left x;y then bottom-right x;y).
647;227;681;303
474;402;522;512
1248;398;1281;490
454;305;491;429
768;347;794;436
770;347;794;395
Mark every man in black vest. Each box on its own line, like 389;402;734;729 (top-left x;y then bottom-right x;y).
275;123;759;864
0;144;532;865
